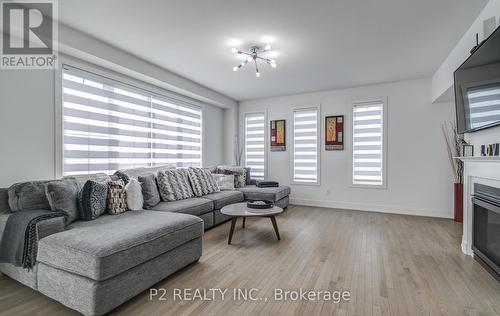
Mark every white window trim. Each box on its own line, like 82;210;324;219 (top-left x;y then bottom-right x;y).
242;109;268;180
350;97;388;189
291;105;321;186
55;54;205;178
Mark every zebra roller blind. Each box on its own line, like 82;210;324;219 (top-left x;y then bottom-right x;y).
352;101;384;186
245;112;265;180
293;108;319;183
62;65;202;175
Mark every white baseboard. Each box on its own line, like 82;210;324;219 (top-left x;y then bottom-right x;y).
289;198;453;219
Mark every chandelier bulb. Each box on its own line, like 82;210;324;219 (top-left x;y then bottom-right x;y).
231;48;238;54
256;71;261;78
233;66;239;71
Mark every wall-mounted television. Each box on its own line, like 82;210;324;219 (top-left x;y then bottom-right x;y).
454;25;500;134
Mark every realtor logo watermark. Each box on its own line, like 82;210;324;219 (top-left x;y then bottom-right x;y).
1;0;57;69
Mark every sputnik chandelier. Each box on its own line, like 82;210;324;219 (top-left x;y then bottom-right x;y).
231;44;277;78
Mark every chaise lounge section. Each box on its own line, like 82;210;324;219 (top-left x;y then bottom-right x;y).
36;211;203;316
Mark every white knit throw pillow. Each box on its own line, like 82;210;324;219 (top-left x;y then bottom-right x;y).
125;178;143;211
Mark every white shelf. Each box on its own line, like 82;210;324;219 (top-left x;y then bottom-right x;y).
454;156;500;162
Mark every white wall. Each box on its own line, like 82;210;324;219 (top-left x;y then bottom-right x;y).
0;25;231;187
240;78;455;218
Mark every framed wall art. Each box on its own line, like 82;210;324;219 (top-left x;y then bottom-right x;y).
270;119;286;151
325;115;344;150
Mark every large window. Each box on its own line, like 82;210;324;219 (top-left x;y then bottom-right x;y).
244;112;265;180
352;101;385;187
62;65;202;175
293;107;319;184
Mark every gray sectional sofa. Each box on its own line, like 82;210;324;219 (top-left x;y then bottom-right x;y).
0;165;290;315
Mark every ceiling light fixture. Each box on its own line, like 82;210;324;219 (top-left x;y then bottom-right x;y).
231;45;277;78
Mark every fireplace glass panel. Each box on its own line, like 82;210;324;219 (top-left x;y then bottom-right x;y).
473;200;500;273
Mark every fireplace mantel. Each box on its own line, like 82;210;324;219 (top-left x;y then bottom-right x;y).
458;157;500;255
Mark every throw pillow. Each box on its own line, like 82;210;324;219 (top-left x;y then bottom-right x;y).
244;167;252;185
217;166;246;188
125;178;143;211
0;188;11;214
157;169;195;201
63;173;111;189
45;179;80;224
78;180;108;221
8;180;52;211
187;167;220;197
114;171;130;185
213;174;235;191
138;174;161;209
107;180;127;215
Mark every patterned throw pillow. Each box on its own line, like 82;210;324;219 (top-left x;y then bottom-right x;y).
217;166;246;188
78;180;108;221
187;168;220;197
157;169;195;201
213;174;235;191
107;180;127;215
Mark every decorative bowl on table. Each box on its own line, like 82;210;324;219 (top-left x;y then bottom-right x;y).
247;200;274;209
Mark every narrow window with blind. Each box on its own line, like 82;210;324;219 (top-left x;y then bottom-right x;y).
62;65;202;175
244;112;265;180
293;108;319;184
352;101;385;187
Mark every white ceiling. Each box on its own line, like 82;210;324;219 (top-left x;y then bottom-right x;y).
58;0;488;101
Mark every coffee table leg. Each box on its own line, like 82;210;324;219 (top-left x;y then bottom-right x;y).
228;217;237;244
242;217;246;228
270;216;280;240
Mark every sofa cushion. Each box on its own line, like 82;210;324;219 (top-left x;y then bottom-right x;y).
117;164;176;180
203;191;244;210
152;197;213;216
238;185;291;202
8;180;52;211
63;173;111;189
37;211;203;281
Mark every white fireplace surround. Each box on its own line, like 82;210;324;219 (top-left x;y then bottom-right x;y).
459;156;500;256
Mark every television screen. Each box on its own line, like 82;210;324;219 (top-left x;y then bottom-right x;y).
454;25;500;134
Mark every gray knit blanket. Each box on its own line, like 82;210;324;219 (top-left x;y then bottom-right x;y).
0;209;65;270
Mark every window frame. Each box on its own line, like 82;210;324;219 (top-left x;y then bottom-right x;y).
243;109;268;180
291;105;321;186
350;97;388;189
55;56;205;177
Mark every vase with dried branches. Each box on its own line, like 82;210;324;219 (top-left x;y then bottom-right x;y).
441;121;465;222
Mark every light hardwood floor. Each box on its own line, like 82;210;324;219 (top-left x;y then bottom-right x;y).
1;205;500;316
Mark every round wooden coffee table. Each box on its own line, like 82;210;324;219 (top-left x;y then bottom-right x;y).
221;202;283;244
